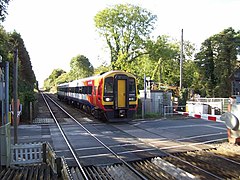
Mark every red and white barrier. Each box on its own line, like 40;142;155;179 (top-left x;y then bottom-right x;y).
177;111;223;123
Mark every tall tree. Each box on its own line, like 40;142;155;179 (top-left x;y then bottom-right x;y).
195;39;215;97
94;61;111;75
10;31;36;87
94;4;157;69
69;55;94;80
9;31;37;122
146;35;179;84
44;68;66;91
0;0;11;22
195;27;240;97
0;25;10;60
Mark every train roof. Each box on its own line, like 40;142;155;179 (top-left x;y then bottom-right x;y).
100;70;136;78
57;70;135;87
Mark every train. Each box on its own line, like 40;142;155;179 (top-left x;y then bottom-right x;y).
57;70;138;122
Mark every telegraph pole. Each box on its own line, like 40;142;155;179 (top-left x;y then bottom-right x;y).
13;48;18;144
180;29;183;90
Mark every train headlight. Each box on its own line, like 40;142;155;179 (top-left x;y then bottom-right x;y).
104;97;113;102
129;97;136;101
119;110;125;117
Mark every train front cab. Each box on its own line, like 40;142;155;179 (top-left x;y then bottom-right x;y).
102;72;137;122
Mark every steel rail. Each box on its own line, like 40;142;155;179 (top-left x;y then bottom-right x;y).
112;122;225;180
133;121;240;169
41;92;89;180
45;93;148;180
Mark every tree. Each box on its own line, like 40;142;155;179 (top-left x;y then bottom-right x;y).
195;39;215;97
0;26;10;58
8;31;37;122
69;55;94;81
94;61;111;75
55;72;69;85
94;4;157;69
44;68;66;91
195;27;240;97
0;0;11;22
146;35;179;84
49;68;66;81
10;31;36;87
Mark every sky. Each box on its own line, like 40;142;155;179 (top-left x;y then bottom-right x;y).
3;0;240;87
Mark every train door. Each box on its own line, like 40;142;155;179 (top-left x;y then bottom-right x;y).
117;79;126;108
114;74;129;110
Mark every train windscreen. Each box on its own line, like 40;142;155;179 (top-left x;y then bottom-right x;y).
104;77;113;102
129;78;136;101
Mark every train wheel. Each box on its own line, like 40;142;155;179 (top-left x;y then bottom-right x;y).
86;106;91;113
91;108;100;119
79;104;83;109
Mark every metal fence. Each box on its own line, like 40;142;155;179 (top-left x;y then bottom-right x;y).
10;142;72;179
192;98;229;113
164;106;186;118
0;123;11;166
11;142;43;165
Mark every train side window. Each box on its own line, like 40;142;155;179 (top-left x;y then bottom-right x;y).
82;86;87;94
129;78;136;94
79;87;83;93
104;77;113;95
75;87;79;93
129;78;136;101
87;86;92;95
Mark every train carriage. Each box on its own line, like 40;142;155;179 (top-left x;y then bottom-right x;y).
57;70;138;122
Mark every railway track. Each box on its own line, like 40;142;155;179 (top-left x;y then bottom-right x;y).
39;92;240;179
41;92;149;179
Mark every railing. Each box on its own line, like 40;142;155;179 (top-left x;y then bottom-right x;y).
194;98;228;103
11;142;42;165
10;142;72;179
164;106;186;118
193;98;229;113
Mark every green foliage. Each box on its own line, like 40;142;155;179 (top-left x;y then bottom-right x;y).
0;26;10;60
144;113;159;119
147;36;179;84
183;60;200;90
9;32;37;122
10;32;36;86
0;27;36;122
69;55;94;81
49;68;65;81
55;72;69;84
43;68;66;91
44;54;94;91
195;27;240;97
0;0;11;22
94;61;112;75
94;4;157;69
178;88;188;106
142;36;196;91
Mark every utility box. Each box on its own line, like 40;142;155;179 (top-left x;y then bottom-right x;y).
139;90;172;115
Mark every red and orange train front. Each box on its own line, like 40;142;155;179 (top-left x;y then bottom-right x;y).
57;71;138;122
